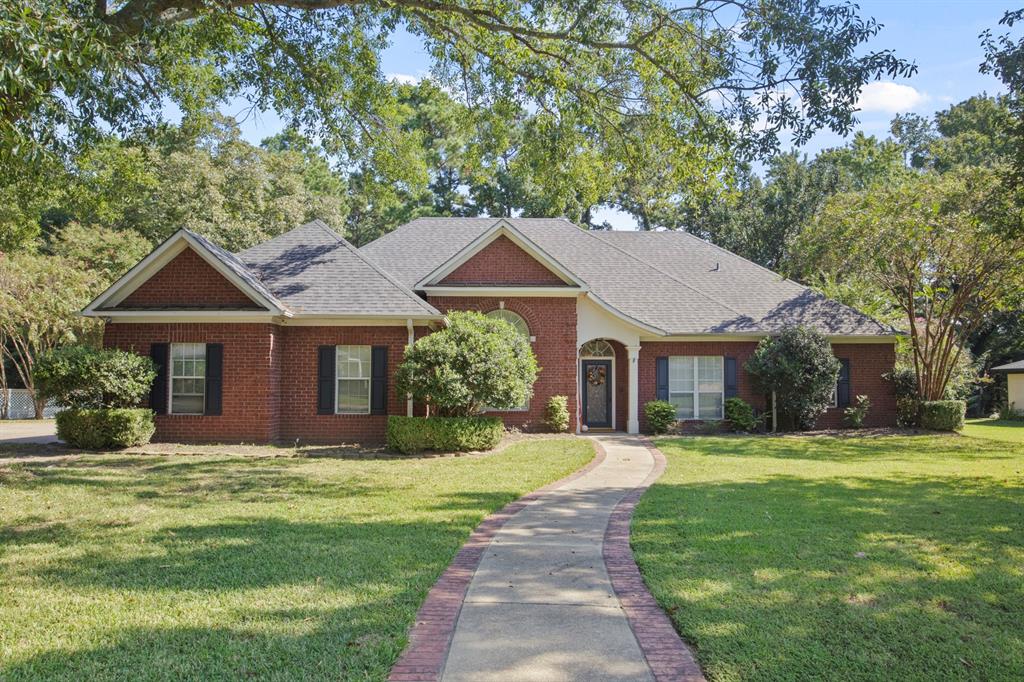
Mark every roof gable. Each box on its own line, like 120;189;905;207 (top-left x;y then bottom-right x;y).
437;234;573;286
84;229;287;316
416;220;584;289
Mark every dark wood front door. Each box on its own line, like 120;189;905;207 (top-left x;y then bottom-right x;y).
581;360;612;429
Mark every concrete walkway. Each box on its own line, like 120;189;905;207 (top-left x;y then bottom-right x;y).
0;419;59;445
440;434;658;681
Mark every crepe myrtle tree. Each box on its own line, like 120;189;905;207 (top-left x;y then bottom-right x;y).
395;311;538;417
745;325;840;431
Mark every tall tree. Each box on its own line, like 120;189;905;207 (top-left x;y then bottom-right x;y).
3;1;913;206
804;167;1024;401
980;8;1024;187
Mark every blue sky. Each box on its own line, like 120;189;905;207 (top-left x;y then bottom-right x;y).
221;1;1013;229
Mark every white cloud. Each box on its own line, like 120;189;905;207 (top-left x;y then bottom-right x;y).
856;82;928;114
386;73;422;86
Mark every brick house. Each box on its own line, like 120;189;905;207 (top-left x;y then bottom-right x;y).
83;218;899;442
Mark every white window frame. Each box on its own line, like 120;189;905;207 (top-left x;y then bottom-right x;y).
830;385;839;409
668;356;725;420
169;342;206;416
336;345;372;415
485;309;531;412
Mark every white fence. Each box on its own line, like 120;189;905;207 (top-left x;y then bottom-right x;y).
1;389;60;419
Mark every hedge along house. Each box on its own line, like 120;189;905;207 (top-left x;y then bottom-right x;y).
84;218;900;442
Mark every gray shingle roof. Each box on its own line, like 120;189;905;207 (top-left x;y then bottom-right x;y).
187;230;287;312
360;217;897;336
992;360;1024;372
236;220;440;317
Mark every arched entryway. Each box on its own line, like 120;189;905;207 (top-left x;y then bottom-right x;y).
579;339;623;431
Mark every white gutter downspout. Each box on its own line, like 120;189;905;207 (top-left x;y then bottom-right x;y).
406;319;415;417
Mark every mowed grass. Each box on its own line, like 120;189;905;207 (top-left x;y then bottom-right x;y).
0;439;593;681
963;418;1024;444
632;434;1024;681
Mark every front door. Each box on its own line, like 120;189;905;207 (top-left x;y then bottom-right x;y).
581;359;612;429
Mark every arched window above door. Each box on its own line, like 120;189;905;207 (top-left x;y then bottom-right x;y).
580;339;615;358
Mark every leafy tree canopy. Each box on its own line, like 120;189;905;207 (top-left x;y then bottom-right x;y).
3;0;914;193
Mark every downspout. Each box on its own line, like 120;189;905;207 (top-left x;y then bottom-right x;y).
406;319;414;417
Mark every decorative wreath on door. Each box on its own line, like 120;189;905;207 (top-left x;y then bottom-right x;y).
586;365;607;386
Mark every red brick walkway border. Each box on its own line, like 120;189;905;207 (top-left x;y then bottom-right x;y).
388;441;608;682
603;437;707;682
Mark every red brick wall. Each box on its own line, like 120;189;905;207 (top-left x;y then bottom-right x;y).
277;326;412;443
438;236;570;286
104;323;280;442
427;296;578;431
638;340;897;431
117;248;261;309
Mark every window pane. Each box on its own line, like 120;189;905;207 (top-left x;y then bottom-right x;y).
669;357;694;392
670;393;694;419
698;356;723;392
337;379;370;413
699;393;723;419
337;345;370;379
172;394;204;414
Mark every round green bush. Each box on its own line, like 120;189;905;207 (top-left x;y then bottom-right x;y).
35;345;156;409
919;400;966;431
56;408;156;449
545;395;570;432
724;397;757;432
644;400;677;435
386;415;504;454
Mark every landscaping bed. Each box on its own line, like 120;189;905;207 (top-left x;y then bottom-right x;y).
632;434;1024;681
0;438;594;680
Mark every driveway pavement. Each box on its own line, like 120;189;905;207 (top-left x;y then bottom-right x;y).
0;419;60;445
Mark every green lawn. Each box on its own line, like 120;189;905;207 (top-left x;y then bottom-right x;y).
632;435;1024;681
963;418;1024;443
0;439;593;681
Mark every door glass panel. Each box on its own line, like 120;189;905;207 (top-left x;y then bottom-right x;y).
585;363;609;425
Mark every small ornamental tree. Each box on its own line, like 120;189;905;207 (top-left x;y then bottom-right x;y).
395;311;538;416
745;326;840;431
35;346;156;409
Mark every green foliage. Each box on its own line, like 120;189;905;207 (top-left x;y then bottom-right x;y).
919;400;967;432
724;397;758;432
395;311;538;417
47;223;152;285
544;395;570;433
745;326;841;431
35;346;155;409
386;416;504;454
56;408;155;449
0;252;101;416
644;400;677;435
844;395;871;429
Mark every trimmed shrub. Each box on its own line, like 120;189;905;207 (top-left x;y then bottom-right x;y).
545;395;570;432
644;400;677;435
395;311;538;416
745;326;840;431
724;397;758;432
919;400;966;431
844;394;871;428
35;346;156;409
386;415;504;454
56;408;155;449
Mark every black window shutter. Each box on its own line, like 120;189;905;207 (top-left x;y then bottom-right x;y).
656;357;669;401
724;357;738;399
149;343;169;415
371;346;388;415
837;358;851;408
317;346;335;414
205;343;223;416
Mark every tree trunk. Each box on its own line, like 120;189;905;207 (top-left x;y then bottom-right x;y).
33;393;46;419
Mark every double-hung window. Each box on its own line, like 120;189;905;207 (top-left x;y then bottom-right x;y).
170;343;206;414
336;345;371;414
668;356;724;419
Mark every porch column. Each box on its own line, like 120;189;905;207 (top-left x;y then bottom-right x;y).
626;345;641;434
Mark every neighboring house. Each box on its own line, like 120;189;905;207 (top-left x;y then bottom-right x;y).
992;360;1024;415
83;218;900;442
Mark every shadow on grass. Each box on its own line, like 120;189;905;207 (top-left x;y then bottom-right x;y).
657;434;1022;463
633;472;1024;680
